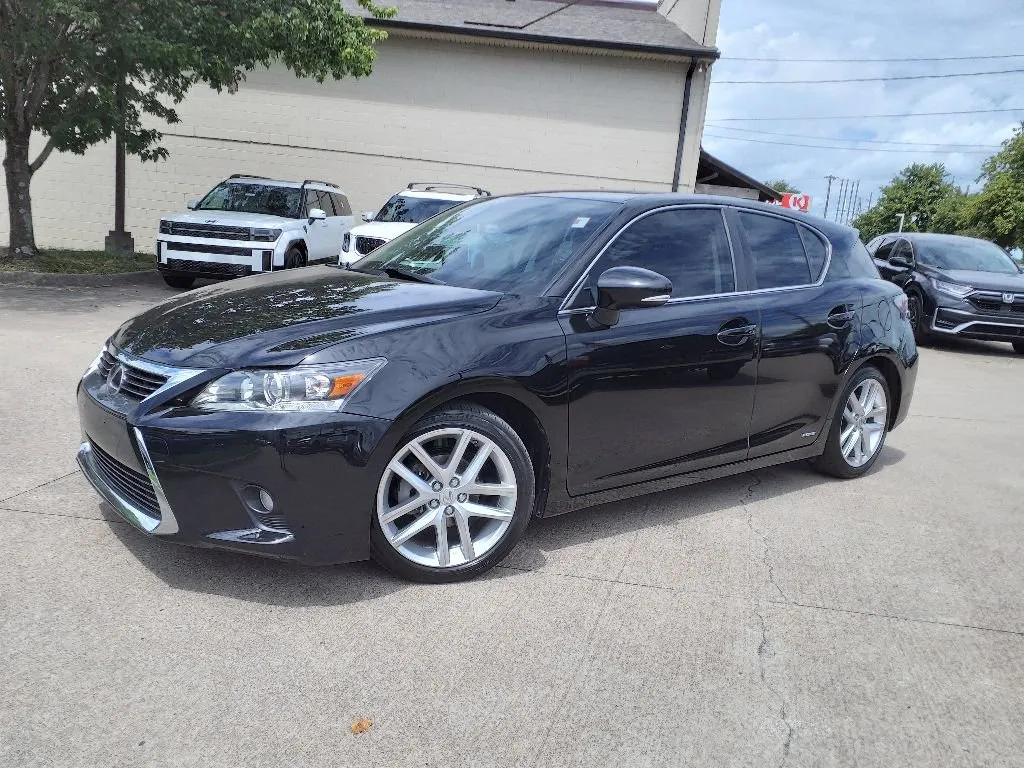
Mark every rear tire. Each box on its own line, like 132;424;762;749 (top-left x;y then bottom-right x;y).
161;275;195;290
370;402;535;583
1013;341;1024;355
284;245;306;269
907;289;930;345
812;365;891;480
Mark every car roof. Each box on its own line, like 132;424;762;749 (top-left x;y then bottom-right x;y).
518;191;854;238
226;176;344;193
399;190;477;202
885;232;995;246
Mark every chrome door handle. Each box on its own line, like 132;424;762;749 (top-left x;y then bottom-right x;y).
716;324;758;346
827;306;857;328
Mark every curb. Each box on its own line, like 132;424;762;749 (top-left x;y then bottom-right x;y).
0;269;160;287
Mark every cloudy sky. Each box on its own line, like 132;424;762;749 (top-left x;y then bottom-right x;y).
700;0;1024;219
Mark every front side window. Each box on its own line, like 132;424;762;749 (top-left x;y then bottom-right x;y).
739;212;813;289
873;238;896;261
375;195;466;224
352;196;619;295
197;183;302;218
916;238;1019;274
333;193;352;216
585;208;736;300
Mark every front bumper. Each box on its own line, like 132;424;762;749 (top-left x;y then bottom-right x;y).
76;361;393;565
930;306;1024;342
156;237;278;279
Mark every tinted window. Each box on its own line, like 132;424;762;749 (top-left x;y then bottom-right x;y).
915;237;1019;274
304;190;320;216
197;182;301;218
332;193;352;216
873;238;896;260
317;191;336;216
827;239;882;280
376;195;465;224
587;208;735;300
799;226;828;281
353;196;619;295
739;212;812;289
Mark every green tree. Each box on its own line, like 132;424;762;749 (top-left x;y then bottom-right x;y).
0;0;394;258
766;179;799;194
851;163;960;242
963;123;1024;250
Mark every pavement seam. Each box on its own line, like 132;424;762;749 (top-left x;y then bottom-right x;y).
0;470;79;505
0;504;129;526
772;599;1024;638
494;563;747;601
743;472;794;768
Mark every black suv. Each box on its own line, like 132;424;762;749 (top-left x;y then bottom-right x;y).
868;232;1024;353
77;194;918;582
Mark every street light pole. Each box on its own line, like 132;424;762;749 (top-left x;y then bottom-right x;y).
896;213;906;233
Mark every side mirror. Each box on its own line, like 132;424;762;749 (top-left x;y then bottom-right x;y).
888;255;913;270
186;199;199;210
308;208;327;222
361;211;375;222
592;266;672;327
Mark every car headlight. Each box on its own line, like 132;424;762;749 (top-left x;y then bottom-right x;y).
159;220;173;235
931;278;973;299
343;233;351;252
251;228;282;242
191;358;386;412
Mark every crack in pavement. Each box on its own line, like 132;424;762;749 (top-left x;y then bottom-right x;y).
0;470;79;505
742;472;795;768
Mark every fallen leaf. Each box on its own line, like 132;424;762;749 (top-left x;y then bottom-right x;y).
351;718;373;735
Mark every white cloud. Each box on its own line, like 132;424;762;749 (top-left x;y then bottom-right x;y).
703;0;1024;220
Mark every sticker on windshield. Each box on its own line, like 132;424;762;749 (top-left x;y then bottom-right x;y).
571;217;591;229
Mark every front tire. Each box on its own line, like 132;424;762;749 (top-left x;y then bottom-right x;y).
161;274;195;290
284;245;306;269
812;366;891;479
1013;341;1024;355
907;289;930;345
370;403;535;583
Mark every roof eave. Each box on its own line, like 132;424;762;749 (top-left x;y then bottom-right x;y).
699;149;782;202
370;18;721;62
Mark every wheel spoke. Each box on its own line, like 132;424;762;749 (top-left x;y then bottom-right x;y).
408;442;445;483
843;404;857;423
852;432;864;464
462;444;493;486
454;510;475;561
841;428;859;459
858;380;876;414
446;431;474;475
865;404;888;422
840;423;857;446
380;494;426;524
435;516;450;567
860;426;873;458
459;500;513;522
390;460;432;494
464;482;517;498
391;510;436;546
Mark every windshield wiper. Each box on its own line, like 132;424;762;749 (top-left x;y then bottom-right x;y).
378;266;443;284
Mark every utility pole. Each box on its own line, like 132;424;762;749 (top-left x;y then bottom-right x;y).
823;175;837;220
835;179;847;223
846;180;860;224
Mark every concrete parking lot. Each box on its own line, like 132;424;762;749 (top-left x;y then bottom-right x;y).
2;277;1023;768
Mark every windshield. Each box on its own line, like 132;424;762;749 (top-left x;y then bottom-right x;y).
197;182;302;218
353;196;620;294
917;238;1019;275
375;195;465;224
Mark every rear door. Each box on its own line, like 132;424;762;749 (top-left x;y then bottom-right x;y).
561;206;761;495
732;209;860;458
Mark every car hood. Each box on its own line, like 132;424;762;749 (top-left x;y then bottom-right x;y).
930;268;1024;293
349;221;417;241
111;267;502;368
164;210;296;229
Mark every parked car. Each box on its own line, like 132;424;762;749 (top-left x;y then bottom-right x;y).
78;193;917;582
339;182;489;265
867;232;1024;353
156;175;355;289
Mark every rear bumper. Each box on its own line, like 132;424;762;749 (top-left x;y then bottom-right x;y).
930;307;1024;342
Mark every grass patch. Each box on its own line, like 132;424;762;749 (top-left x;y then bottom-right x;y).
0;249;153;274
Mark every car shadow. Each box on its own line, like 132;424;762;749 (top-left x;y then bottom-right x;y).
924;336;1018;359
102;446;905;603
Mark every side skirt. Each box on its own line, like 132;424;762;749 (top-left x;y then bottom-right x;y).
543;444;824;517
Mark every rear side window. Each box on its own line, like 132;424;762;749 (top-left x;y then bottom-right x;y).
590;208;736;300
332;193;352;216
798;226;828;281
827;239;882;280
739;212;813;289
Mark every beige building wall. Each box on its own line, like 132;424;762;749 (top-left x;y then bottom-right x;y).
1;36;693;251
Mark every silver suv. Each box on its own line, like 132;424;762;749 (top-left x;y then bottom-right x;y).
156;175;355;289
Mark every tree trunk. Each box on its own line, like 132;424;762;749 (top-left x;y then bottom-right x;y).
3;132;37;258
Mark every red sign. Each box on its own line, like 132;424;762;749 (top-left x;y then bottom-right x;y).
774;193;811;212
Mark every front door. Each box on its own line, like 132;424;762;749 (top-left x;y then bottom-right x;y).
303;189;333;261
561;206;759;495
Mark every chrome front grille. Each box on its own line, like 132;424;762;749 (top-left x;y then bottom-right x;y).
968;291;1024;315
88;438;160;520
97;350;169;400
355;236;387;255
163;222;250;240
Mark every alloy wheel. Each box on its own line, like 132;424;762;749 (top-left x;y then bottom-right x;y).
376;428;519;568
908;294;921;333
839;378;888;468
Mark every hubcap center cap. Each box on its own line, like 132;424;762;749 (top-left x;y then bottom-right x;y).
440;489;455;505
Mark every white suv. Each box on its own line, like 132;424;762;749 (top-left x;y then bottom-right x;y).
156;175;355;289
339;183;490;266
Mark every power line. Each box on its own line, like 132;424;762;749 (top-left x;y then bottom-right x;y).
702;133;995;154
714;68;1024;85
721;53;1024;63
704;124;1003;149
707;108;1024;122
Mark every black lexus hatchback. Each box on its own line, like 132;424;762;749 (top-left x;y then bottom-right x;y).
77;193;918;582
867;232;1024;352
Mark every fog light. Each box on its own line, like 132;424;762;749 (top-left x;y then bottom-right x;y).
258;488;274;512
243;484;275;512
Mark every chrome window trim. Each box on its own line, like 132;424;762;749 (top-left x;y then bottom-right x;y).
558;205;835;313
